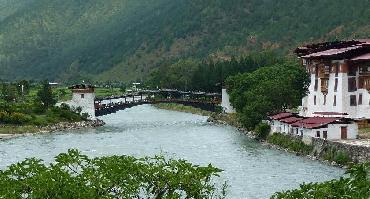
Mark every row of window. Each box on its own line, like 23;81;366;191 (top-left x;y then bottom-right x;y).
316;131;328;139
314;78;339;92
313;94;365;106
314;77;360;93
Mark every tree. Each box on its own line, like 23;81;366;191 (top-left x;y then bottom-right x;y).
0;149;228;198
36;81;57;110
226;61;309;130
0;83;18;103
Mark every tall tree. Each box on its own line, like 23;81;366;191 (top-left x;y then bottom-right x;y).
226;61;309;129
36;81;57;110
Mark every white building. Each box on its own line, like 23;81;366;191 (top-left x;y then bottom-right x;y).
66;84;96;120
221;88;236;113
269;113;358;141
296;40;370;121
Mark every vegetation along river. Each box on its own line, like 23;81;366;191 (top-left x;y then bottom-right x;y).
0;105;343;198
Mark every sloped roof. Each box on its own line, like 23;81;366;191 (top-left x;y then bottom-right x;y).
295;40;370;60
279;117;303;124
291;117;340;129
269;112;294;120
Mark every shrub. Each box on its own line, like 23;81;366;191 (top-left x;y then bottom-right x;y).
0;149;227;198
254;122;271;140
30;116;49;126
322;147;351;165
0;112;32;125
267;133;313;155
272;163;370;198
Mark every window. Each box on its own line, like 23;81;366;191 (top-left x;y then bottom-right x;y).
323;131;328;139
314;79;318;91
348;77;357;92
300;130;303;136
81;94;85;99
323;95;327;105
316;131;321;138
314;95;317;105
348;66;358;76
350;95;357;106
359;94;363;105
333;95;337;106
335;63;339;77
334;78;338;92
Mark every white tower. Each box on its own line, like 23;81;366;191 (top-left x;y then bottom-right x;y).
68;84;96;120
221;88;236;113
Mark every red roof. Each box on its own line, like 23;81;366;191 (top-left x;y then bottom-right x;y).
302;46;362;58
279;117;303;124
269;112;294;120
351;53;370;61
291;117;340;129
313;112;349;116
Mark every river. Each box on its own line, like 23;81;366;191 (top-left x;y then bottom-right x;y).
0;105;344;198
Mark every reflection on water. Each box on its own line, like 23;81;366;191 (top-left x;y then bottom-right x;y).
0;105;344;199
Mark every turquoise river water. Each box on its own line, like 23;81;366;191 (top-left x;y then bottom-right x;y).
0;105;344;198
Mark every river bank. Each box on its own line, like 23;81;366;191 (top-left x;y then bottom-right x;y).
207;113;370;167
153;103;368;167
152;103;214;117
0;120;105;140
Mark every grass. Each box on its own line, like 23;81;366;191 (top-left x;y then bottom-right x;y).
322;147;351;166
153;103;212;116
95;88;125;98
0;125;41;134
267;133;314;155
359;127;370;139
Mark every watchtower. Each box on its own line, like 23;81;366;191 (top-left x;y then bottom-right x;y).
68;84;96;120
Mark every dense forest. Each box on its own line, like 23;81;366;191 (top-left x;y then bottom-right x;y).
146;52;282;92
0;0;369;82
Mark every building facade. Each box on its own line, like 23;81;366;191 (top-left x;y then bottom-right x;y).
269;113;358;141
67;84;96;120
296;40;370;120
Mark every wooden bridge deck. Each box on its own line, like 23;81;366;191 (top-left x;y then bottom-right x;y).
95;98;220;117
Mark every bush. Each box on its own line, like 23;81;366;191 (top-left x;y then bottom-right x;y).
267;133;313;155
272;163;370;198
0;149;228;198
0;112;32;125
322;147;351;165
254;122;271;140
30;116;48;126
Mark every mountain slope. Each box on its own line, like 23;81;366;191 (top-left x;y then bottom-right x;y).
0;0;369;81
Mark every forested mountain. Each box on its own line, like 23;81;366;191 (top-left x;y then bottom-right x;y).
0;0;369;82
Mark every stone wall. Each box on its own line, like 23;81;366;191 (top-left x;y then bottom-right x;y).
311;137;370;163
286;133;370;163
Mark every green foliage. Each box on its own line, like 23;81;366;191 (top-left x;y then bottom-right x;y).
147;52;282;92
254;122;271;140
271;163;370;198
36;81;57;110
322;147;351;166
267;133;313;155
1;0;370;81
0;149;227;198
0;82;86;127
226;61;309;129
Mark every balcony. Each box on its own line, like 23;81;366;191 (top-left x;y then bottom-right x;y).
320;78;329;94
359;77;370;92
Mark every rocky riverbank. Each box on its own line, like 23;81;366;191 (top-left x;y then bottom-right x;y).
0;120;105;140
207;113;370;167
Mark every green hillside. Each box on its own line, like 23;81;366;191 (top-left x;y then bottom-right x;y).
0;0;369;82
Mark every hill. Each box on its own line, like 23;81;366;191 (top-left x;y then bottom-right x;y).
0;0;369;82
